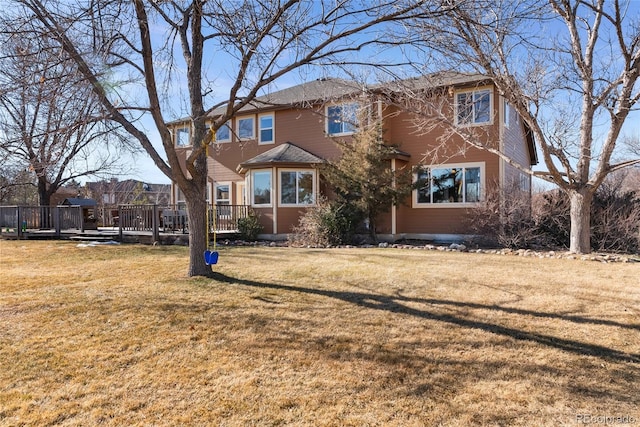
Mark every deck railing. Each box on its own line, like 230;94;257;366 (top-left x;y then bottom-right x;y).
0;203;251;240
0;205;84;238
115;204;251;241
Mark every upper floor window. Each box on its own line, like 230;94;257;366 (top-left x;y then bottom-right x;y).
456;89;491;125
176;127;190;147
503;98;511;128
326;102;359;136
215;121;231;143
237;116;255;140
415;163;483;206
280;170;315;206
259;114;274;145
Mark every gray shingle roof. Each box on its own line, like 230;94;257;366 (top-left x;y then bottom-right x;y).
238;142;324;171
61;198;97;207
206;78;365;118
165;73;491;125
252;78;364;106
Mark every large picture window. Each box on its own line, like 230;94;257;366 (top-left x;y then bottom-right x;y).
251;170;272;206
326;103;359;136
415;164;482;206
280;170;314;206
456;89;491;125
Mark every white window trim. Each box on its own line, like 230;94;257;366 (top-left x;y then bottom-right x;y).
214;181;232;204
258;113;275;145
176;127;190;147
412;162;485;208
454;88;493;127
325;102;359;136
215;121;232;143
503;97;511;129
206;182;213;203
174;185;186;207
278;168;317;207
250;169;273;207
236;115;255;141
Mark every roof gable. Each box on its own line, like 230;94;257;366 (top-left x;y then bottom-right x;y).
238;142;324;172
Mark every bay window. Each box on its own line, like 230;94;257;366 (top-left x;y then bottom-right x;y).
251;170;272;206
280;170;315;206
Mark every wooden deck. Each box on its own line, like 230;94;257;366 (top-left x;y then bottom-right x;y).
0;203;249;245
0;227;239;245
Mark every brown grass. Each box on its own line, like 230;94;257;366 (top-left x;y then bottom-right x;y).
0;240;638;426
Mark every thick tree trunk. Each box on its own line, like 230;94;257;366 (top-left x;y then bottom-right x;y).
568;188;593;254
37;179;51;206
186;195;212;277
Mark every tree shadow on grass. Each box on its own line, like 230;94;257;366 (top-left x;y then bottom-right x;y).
210;272;640;365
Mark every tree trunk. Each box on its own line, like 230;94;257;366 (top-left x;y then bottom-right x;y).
37;179;51;206
185;194;212;277
568;188;593;254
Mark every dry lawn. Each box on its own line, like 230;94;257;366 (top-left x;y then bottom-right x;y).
0;240;638;426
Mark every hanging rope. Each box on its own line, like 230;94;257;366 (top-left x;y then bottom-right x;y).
204;126;219;265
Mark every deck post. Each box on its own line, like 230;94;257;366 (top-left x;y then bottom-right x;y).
54;206;61;237
80;206;85;232
17;206;23;239
118;205;123;242
152;204;159;242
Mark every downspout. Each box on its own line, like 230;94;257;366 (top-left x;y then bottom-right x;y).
391;158;397;237
272;167;277;235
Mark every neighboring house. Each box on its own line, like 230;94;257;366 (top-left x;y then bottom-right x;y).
85;179;171;206
85;179;171;226
169;72;538;241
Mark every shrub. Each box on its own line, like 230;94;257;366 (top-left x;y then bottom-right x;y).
237;211;263;241
466;183;538;248
531;189;571;248
532;184;640;253
290;197;360;247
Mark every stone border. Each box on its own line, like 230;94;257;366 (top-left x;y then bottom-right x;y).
218;239;640;263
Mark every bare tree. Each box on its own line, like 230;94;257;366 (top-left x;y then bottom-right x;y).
398;0;640;254
0;161;38;205
9;0;444;276
0;18;133;206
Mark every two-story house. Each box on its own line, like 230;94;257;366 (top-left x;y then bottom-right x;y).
169;72;537;241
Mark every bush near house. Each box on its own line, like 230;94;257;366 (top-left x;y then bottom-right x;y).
290;197;360;247
468;178;640;253
237;211;263;241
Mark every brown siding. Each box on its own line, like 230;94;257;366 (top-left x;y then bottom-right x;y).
275;108;343;159
502;100;532;188
277;207;307;234
253;208;274;234
383;87;503;236
169;81;533;238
